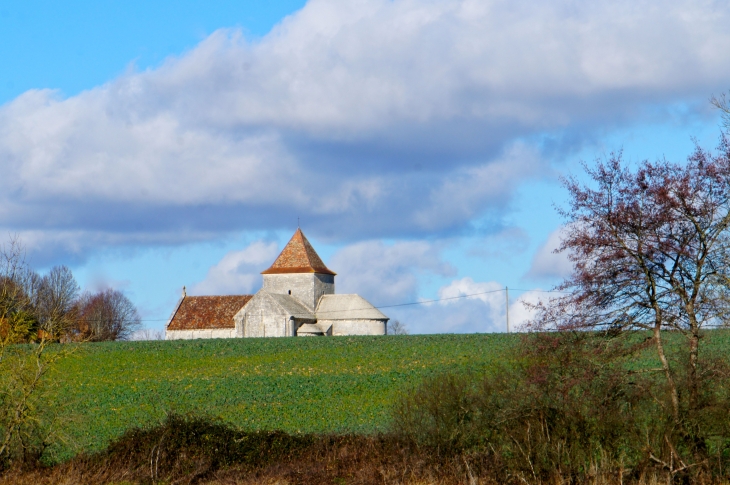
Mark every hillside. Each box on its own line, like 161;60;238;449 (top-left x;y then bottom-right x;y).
47;333;518;462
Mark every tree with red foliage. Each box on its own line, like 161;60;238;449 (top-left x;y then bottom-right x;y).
533;135;730;432
73;289;141;342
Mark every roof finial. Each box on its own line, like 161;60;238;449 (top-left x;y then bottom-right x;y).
182;286;187;297
297;216;300;228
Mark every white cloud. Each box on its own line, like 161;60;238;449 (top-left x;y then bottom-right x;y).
391;277;552;334
186;236;457;304
187;235;549;334
330;239;456;305
437;277;504;305
191;241;279;295
414;143;546;229
525;227;573;281
1;0;730;260
507;289;551;332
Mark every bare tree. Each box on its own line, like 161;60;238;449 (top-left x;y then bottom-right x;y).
389;320;409;335
74;289;141;341
131;327;164;341
711;90;730;132
33;266;80;340
532;136;730;471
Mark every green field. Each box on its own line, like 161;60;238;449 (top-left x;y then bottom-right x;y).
44;330;730;463
48;334;518;462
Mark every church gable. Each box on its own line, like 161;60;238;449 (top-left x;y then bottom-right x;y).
237;291;316;338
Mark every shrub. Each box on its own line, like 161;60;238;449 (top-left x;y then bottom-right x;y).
392;331;730;484
79;413;315;483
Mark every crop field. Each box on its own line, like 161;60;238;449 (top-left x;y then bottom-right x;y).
47;333;518;462
43;330;730;463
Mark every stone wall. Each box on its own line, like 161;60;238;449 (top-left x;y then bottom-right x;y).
166;328;237;340
319;319;387;336
262;273;334;310
235;293;295;337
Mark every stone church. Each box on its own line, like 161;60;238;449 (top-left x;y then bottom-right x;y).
165;229;389;339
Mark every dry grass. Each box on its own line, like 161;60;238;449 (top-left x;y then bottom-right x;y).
0;404;726;485
0;467;708;485
0;436;720;485
0;437;494;485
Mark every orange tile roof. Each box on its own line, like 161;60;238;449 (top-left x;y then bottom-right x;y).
167;295;252;330
261;228;336;275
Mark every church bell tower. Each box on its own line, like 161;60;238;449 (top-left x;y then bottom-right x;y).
260;228;336;311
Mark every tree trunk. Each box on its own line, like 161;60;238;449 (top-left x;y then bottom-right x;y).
653;323;680;424
688;329;699;413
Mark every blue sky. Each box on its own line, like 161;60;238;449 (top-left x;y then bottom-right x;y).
0;1;306;102
1;0;728;335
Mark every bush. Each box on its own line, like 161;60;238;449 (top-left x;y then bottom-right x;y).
392;332;730;484
77;413;314;483
0;342;75;472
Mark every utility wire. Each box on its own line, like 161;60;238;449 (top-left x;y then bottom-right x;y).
374;288;507;309
138;287;571;322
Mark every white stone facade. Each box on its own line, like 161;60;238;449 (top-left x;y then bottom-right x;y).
234;283;388;338
315;294;388;336
323;320;388;336
234;291;316;338
262;273;334;311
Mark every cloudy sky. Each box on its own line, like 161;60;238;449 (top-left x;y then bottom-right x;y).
1;0;728;334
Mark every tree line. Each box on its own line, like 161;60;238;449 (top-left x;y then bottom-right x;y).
0;236;143;468
0;236;141;345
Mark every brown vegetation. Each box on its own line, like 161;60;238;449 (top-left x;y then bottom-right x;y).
0;409;724;485
0;414;492;485
72;289;142;342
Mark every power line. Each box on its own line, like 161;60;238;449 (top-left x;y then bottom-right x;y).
374;288;507;309
137;286;570;322
509;288;571;294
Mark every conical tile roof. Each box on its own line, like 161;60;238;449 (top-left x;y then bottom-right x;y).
261;229;336;275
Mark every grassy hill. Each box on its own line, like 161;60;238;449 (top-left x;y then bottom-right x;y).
47;333;518;462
